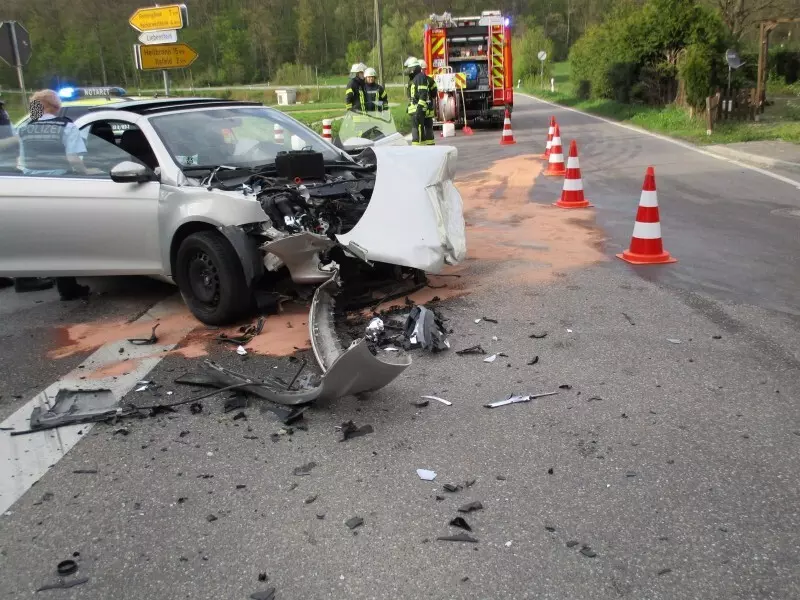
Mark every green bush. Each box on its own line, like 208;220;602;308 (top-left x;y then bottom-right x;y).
679;44;713;109
512;25;554;87
274;63;315;86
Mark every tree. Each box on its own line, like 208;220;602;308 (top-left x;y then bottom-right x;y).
712;0;784;40
513;26;555;87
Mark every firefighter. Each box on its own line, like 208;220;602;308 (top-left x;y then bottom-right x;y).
418;59;437;145
404;57;429;146
345;63;367;112
363;67;388;112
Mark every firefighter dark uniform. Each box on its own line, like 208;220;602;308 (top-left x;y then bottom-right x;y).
345;77;366;112
364;81;388;112
408;68;430;146
423;74;438;145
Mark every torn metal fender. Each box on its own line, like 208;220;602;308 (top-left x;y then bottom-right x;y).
261;233;337;284
219;225;264;285
309;274;411;400
335;145;467;273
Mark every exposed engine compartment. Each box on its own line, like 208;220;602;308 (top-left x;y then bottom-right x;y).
254;151;376;239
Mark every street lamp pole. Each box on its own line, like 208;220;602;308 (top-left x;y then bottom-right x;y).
374;0;385;83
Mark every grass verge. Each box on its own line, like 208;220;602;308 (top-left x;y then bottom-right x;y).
526;62;799;145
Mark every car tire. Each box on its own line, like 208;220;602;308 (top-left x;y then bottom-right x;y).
175;231;252;325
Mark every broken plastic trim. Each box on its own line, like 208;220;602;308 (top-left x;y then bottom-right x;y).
27;389;120;432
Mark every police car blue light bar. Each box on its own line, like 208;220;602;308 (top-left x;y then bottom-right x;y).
57;87;127;100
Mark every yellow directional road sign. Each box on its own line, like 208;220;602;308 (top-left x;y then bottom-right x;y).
129;4;185;33
135;42;197;70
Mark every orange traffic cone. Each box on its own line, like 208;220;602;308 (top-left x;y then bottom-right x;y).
617;166;677;265
539;116;555;160
554;140;593;209
500;109;516;145
545;123;566;176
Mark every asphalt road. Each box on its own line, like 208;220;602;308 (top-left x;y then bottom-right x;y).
1;95;799;600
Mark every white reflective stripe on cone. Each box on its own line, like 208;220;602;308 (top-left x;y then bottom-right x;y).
549;153;564;163
566;157;580;169
639;190;658;207
548;127;554;134
545;140;552;149
563;178;583;191
631;221;662;239
551;137;562;146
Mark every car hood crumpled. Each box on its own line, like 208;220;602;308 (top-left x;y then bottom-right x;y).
335;145;467;273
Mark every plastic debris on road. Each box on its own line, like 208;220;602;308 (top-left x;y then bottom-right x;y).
667;338;682;344
458;501;484;513
127;323;159;345
484;391;559;408
417;469;437;481
236;345;248;356
484;354;497;363
456;344;486;355
365;317;385;342
438;533;478;543
404;305;450;352
421;395;451;406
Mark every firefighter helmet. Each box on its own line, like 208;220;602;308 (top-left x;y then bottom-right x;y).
364;67;377;78
350;63;367;75
403;57;419;68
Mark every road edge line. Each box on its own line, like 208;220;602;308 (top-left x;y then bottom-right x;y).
519;93;800;190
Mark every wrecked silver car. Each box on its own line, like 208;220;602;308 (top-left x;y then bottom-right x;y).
0;98;466;325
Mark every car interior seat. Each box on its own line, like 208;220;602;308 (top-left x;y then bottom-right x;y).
89;122;116;146
119;128;158;171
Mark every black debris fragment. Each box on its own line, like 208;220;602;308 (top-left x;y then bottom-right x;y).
288;483;298;491
190;402;203;415
566;541;579;548
113;428;130;436
219;317;266;346
345;517;364;530
236;485;247;490
197;474;213;479
304;495;318;504
148;404;177;418
559;384;572;390
461;577;469;582
482;317;498;323
232;412;247;421
258;573;268;582
443;483;462;493
547;468;554;475
177;497;188;504
496;475;507;481
622;312;635;326
456;345;486;356
437;533;478;543
658;568;672;576
626;471;637;478
72;469;97;474
179;431;190;438
529;332;548;339
206;514;218;522
527;356;540;365
435;495;445;502
293;462;317;476
465;479;476;488
249;588;276;600
410;399;429;407
128;324;160;345
449;517;472;531
587;396;603;402
56;560;78;576
224;395;248;413
316;513;325;520
712;335;722;340
403;305;450;352
339;421;374;442
580;546;597;558
545;526;556;533
458;501;484;513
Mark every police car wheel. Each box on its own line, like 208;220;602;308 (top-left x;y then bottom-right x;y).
175;231;252;325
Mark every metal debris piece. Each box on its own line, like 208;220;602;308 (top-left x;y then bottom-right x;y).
529;332;548;339
36;578;89;592
443;483;462;493
483;354;497;363
458;501;483;513
417;469;437;481
403;305;450;351
339;421;374;441
219;317;266;346
345;517;364;530
449;517;472;531
365;317;385;342
26;389;119;432
667;338;681;344
456;345;486;355
128;323;159;345
293;462;318;476
484;391;559;408
437;533;478;543
421;395;452;406
249;588;276;600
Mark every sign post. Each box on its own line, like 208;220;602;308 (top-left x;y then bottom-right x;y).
0;21;32;107
537;50;547;89
129;4;189;97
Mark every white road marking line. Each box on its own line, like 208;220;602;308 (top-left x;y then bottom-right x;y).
0;295;193;515
520;93;800;190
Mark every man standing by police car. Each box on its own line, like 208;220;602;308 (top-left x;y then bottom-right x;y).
14;89;91;299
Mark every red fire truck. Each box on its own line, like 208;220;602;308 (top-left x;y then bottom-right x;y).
423;10;513;126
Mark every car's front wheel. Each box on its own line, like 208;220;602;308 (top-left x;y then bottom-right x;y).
175;231;252;325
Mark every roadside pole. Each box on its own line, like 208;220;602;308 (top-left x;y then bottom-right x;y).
374;0;384;84
8;24;26;104
163;70;170;96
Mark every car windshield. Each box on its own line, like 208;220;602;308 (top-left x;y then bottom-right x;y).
336;111;399;144
148;106;349;170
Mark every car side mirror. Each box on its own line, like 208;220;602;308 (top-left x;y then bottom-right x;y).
110;161;157;184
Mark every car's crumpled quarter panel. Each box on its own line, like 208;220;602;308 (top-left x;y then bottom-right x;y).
335;146;467;273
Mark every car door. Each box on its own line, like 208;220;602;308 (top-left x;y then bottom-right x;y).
0;115;163;277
